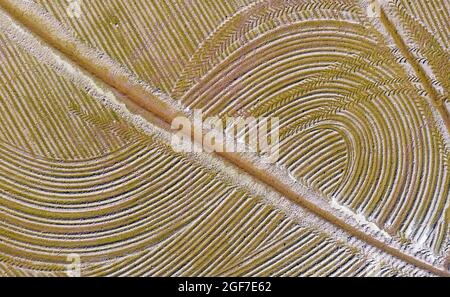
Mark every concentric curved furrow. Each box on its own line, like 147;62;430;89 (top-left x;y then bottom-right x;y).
9;0;449;273
75;210;426;277
1;0;449;276
0;12;429;277
280;128;349;196
171;0;366;99
164;2;450;258
36;0;258;95
0;31;130;160
385;0;450;106
77;218;410;277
